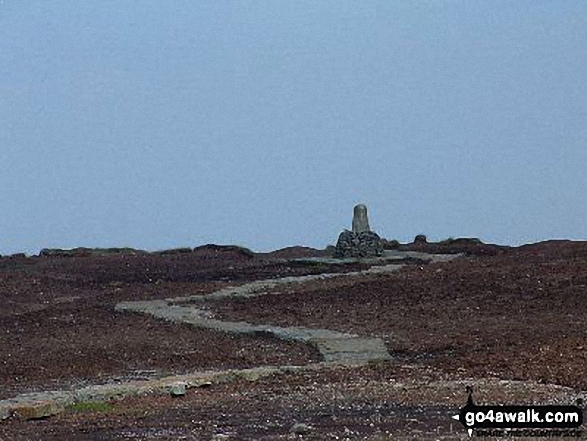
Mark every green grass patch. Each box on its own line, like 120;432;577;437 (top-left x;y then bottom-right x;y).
67;401;114;413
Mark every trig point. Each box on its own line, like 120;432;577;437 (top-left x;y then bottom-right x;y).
352;204;371;233
335;204;383;258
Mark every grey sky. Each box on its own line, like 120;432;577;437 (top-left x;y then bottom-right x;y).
1;1;586;254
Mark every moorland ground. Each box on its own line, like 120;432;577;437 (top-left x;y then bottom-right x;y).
0;241;585;440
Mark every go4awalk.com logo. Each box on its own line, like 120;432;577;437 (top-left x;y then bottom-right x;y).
452;387;584;438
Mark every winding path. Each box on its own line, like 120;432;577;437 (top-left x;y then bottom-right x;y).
0;251;459;420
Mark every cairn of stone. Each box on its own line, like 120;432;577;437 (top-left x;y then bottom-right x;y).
334;204;383;258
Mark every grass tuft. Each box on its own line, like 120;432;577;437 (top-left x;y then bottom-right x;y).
67;401;114;413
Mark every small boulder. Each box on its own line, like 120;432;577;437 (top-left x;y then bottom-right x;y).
0;405;11;421
414;234;427;244
290;422;312;435
380;239;400;249
169;383;187;397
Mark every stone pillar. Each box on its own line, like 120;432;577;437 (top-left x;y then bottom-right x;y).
334;204;383;258
352;204;371;233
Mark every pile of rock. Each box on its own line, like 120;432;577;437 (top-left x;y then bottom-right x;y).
334;204;383;258
334;230;383;258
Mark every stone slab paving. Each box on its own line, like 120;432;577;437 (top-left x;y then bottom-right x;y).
0;251;461;421
291;249;460;265
0;364;324;421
